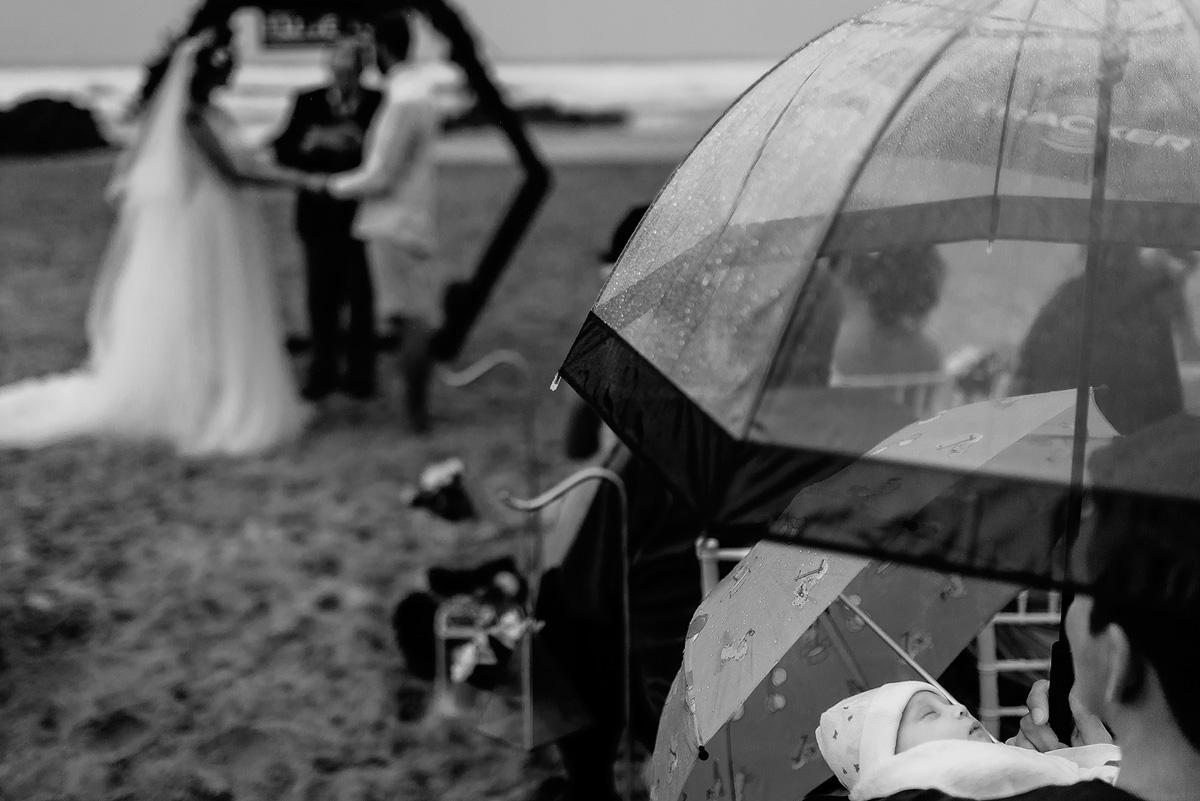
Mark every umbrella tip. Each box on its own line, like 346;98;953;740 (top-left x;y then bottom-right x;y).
697;746;709;761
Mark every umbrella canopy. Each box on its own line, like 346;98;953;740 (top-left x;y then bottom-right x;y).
559;0;1200;594
650;542;1020;801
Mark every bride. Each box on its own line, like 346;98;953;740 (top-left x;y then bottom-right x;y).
0;27;314;457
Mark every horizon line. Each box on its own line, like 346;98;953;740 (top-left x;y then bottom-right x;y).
0;52;785;70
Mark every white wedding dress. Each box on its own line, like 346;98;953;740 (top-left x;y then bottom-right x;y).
0;37;310;457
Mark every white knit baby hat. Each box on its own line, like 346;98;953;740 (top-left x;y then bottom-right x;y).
816;681;938;789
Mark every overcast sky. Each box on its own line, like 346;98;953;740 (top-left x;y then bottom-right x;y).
3;0;882;66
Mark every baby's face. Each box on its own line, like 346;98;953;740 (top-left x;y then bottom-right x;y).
895;691;991;753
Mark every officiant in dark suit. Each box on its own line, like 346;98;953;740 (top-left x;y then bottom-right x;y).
272;34;383;400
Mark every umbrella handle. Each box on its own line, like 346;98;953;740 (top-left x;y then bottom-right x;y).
1049;639;1076;744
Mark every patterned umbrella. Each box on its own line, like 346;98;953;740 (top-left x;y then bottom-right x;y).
650;544;1018;801
650;391;1119;801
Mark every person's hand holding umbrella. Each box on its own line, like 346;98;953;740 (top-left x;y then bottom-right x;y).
1008;679;1115;752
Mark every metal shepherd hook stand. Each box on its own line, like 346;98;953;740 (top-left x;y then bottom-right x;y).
501;467;634;801
434;349;541;747
439;349;541;573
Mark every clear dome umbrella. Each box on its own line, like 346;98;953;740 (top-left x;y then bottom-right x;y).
557;0;1200;739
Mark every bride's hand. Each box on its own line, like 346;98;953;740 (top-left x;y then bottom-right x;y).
297;173;329;193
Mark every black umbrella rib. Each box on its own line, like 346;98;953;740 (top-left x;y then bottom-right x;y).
746;0;1009;437
989;0;1043;244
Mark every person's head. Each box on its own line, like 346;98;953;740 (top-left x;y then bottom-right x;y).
328;34;367;93
1072;415;1200;752
190;24;236;105
816;681;988;789
597;204;649;279
373;13;413;71
836;246;947;330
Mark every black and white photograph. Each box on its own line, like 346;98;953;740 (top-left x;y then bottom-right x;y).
2;1;1200;800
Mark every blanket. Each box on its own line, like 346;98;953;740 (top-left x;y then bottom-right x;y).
851;741;1121;801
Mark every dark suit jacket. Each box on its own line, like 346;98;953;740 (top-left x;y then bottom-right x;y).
271;84;383;241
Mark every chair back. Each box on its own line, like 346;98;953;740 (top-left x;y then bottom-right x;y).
829;370;958;418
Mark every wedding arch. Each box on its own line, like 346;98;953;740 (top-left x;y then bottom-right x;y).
144;0;552;364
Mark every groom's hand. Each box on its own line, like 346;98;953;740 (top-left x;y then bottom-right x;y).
300;129;326;154
300;125;362;154
306;174;329;193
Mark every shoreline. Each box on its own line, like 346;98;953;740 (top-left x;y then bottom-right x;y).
2;125;700;168
436;126;699;164
0;58;744;166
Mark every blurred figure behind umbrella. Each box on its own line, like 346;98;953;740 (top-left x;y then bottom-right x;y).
563;204;648;461
831;246;947;378
1011;244;1195;435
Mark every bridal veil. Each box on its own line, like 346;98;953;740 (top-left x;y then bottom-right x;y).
0;34;310;457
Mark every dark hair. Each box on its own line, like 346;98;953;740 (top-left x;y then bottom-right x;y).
374;12;413;64
133;32;186;115
599;204;649;264
332;33;368;76
1010;244;1185;434
1086;418;1200;750
132;24;233;115
1087;537;1200;750
837;246;947;328
189;24;236;105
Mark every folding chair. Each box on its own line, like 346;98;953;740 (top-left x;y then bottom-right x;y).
974;590;1060;737
696;537;752;598
828;370;960;419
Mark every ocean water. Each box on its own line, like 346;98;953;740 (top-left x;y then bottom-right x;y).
0;59;775;147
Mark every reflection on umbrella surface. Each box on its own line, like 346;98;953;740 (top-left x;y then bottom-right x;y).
559;0;1200;598
776;390;1117;590
649;543;1020;801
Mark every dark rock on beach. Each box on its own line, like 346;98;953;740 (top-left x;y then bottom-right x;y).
443;100;628;132
0;96;110;156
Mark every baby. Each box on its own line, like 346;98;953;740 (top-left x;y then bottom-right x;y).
816;681;1120;801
